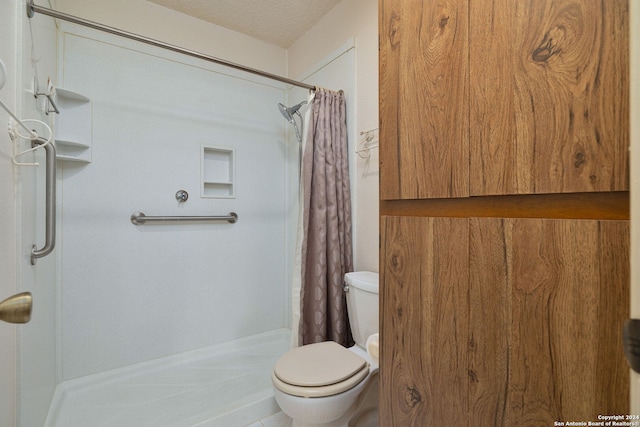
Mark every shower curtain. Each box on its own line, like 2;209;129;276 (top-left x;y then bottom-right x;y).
292;88;354;348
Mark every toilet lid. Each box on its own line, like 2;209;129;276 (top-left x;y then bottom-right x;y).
273;341;369;397
272;363;369;398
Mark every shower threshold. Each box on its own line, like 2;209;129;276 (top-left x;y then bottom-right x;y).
44;329;290;427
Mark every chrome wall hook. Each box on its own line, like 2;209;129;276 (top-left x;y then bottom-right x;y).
33;77;59;115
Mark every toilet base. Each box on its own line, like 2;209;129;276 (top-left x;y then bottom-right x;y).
281;372;378;427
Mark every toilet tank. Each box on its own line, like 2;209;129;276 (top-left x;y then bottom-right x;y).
345;271;379;348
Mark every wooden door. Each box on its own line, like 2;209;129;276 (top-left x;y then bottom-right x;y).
469;218;629;425
379;0;469;200
380;216;469;425
469;0;629;196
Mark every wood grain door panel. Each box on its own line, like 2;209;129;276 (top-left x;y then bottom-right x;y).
379;0;469;200
469;0;629;196
469;218;629;425
380;216;469;425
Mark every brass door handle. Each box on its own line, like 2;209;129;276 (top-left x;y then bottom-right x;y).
0;292;32;324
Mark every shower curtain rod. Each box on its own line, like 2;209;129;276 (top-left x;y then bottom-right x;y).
26;0;316;91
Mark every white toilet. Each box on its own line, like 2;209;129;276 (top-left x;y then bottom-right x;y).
272;271;379;427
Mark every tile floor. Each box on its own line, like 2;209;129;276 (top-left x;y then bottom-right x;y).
246;411;293;427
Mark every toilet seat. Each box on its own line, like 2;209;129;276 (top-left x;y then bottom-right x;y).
272;341;370;398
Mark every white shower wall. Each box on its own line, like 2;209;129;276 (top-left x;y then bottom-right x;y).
58;26;292;380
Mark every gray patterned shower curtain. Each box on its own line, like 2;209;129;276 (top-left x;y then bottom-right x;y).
297;88;354;347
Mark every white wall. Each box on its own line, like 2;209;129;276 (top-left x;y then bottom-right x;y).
56;0;287;76
0;1;19;425
288;0;379;272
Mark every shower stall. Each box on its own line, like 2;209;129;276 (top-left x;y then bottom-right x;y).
41;22;297;427
4;1;356;426
10;3;297;427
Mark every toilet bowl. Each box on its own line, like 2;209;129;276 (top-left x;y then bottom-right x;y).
272;272;379;427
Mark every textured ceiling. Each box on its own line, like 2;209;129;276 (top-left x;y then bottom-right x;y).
145;0;342;48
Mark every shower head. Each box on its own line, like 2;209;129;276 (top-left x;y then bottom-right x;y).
278;101;306;123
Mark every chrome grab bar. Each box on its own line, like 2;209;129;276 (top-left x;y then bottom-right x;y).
31;137;56;265
130;212;238;226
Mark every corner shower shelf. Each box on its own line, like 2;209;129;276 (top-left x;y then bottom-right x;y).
54;88;92;163
201;146;235;198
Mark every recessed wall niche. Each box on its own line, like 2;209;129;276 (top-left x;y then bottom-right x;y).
201;145;235;198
